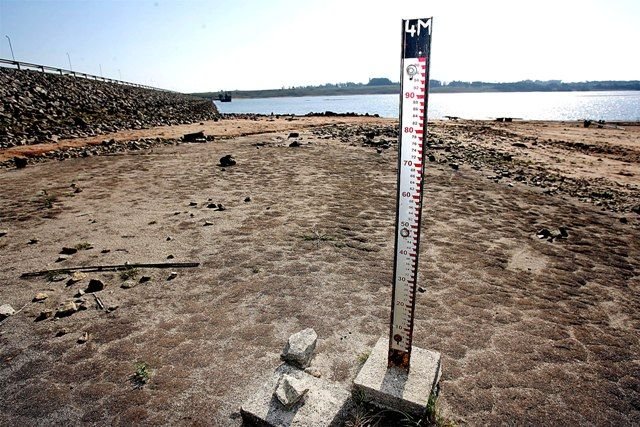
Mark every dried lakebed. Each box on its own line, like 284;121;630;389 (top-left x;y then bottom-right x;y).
0;117;638;425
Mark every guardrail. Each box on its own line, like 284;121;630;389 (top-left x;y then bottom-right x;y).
0;58;171;92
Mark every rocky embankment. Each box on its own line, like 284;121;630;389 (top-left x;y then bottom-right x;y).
0;68;219;148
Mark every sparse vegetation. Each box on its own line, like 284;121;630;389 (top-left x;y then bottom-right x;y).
120;267;139;281
301;227;335;244
131;361;151;388
75;242;93;250
43;195;57;209
356;350;371;364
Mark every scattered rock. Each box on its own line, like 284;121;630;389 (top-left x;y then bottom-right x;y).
288;132;300;138
281;328;317;368
450;163;459;170
418;287;426;293
0;230;7;237
166;236;173;241
274;374;309;408
67;271;87;286
55;301;78;318
139;276;151;283
244;196;251;202
121;281;136;289
0;304;16;320
189;201;198;207
203;221;214;226
77;332;89;344
101;249;111;253
183;130;206;142
107;305;119;312
56;255;70;263
60;247;78;255
56;328;70;337
536;228;551;239
304;367;322;378
14;157;28;169
558;227;569;238
167;272;178;281
219;155;236;167
74;290;85;298
28;238;38;244
35;309;54;321
289;140;301;147
167;254;175;259
33;292;48;302
620;217;628;224
85;279;105;293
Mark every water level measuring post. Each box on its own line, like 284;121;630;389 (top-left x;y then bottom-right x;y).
388;17;433;370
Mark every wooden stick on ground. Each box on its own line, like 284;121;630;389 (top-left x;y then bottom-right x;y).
20;262;200;278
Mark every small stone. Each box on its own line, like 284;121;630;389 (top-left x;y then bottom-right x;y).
167;254;175;259
450;163;459;170
107;305;119;312
35;309;54;321
121;281;136;289
56;328;70;337
620;217;628;224
28;238;38;244
167;272;178;281
281;328;317;368
288;132;300;138
85;279;105;293
166;236;172;241
418;287;426;293
33;292;48;302
244;196;251;202
67;271;87;285
139;276;151;283
219;154;236;167
558;227;569;238
14;156;28;169
49;274;66;282
203;221;214;226
536;228;551;239
77;332;89;344
217;204;226;211
60;247;78;255
74;290;85;297
56;255;70;263
55;301;78;318
189;201;198;206
304;367;322;378
274;374;309;408
0;230;7;237
0;304;16;320
289;141;301;147
101;249;111;253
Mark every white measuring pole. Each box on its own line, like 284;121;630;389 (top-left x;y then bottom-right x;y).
389;17;433;370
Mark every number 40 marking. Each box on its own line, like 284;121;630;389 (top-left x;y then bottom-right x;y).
405;19;430;37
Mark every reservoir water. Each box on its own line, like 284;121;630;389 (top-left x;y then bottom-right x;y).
215;91;640;121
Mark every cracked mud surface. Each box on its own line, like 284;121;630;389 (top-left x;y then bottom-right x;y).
0;118;638;425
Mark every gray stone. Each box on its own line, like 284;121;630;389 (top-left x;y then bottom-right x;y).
33;292;48;302
281;328;317;368
0;304;16;320
353;336;442;418
275;374;309;408
241;364;353;427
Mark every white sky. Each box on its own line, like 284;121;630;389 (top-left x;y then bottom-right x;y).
1;0;638;92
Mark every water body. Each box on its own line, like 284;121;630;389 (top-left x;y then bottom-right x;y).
215;91;640;121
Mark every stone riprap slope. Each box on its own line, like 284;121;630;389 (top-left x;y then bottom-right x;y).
0;68;219;148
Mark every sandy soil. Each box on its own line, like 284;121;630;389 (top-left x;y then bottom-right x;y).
0;117;638;426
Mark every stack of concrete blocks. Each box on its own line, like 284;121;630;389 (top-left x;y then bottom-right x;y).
240;328;354;426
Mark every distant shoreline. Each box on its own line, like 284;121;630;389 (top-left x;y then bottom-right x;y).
194;80;640;99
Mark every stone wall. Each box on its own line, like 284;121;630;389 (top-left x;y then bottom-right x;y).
0;68;219;148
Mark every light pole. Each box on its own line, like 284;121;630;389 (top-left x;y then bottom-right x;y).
66;52;72;71
5;35;16;61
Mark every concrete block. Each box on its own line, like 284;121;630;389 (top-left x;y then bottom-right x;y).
281;328;317;368
241;364;353;427
353;336;441;417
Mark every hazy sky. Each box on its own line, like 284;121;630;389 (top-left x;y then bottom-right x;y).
1;0;638;92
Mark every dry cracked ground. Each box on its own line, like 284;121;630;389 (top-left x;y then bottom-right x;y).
0;117;638;426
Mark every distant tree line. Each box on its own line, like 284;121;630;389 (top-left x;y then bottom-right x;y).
193;78;640;99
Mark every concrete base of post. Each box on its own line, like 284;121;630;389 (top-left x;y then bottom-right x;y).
353;336;442;418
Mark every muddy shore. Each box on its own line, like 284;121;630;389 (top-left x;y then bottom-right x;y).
0;116;638;425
